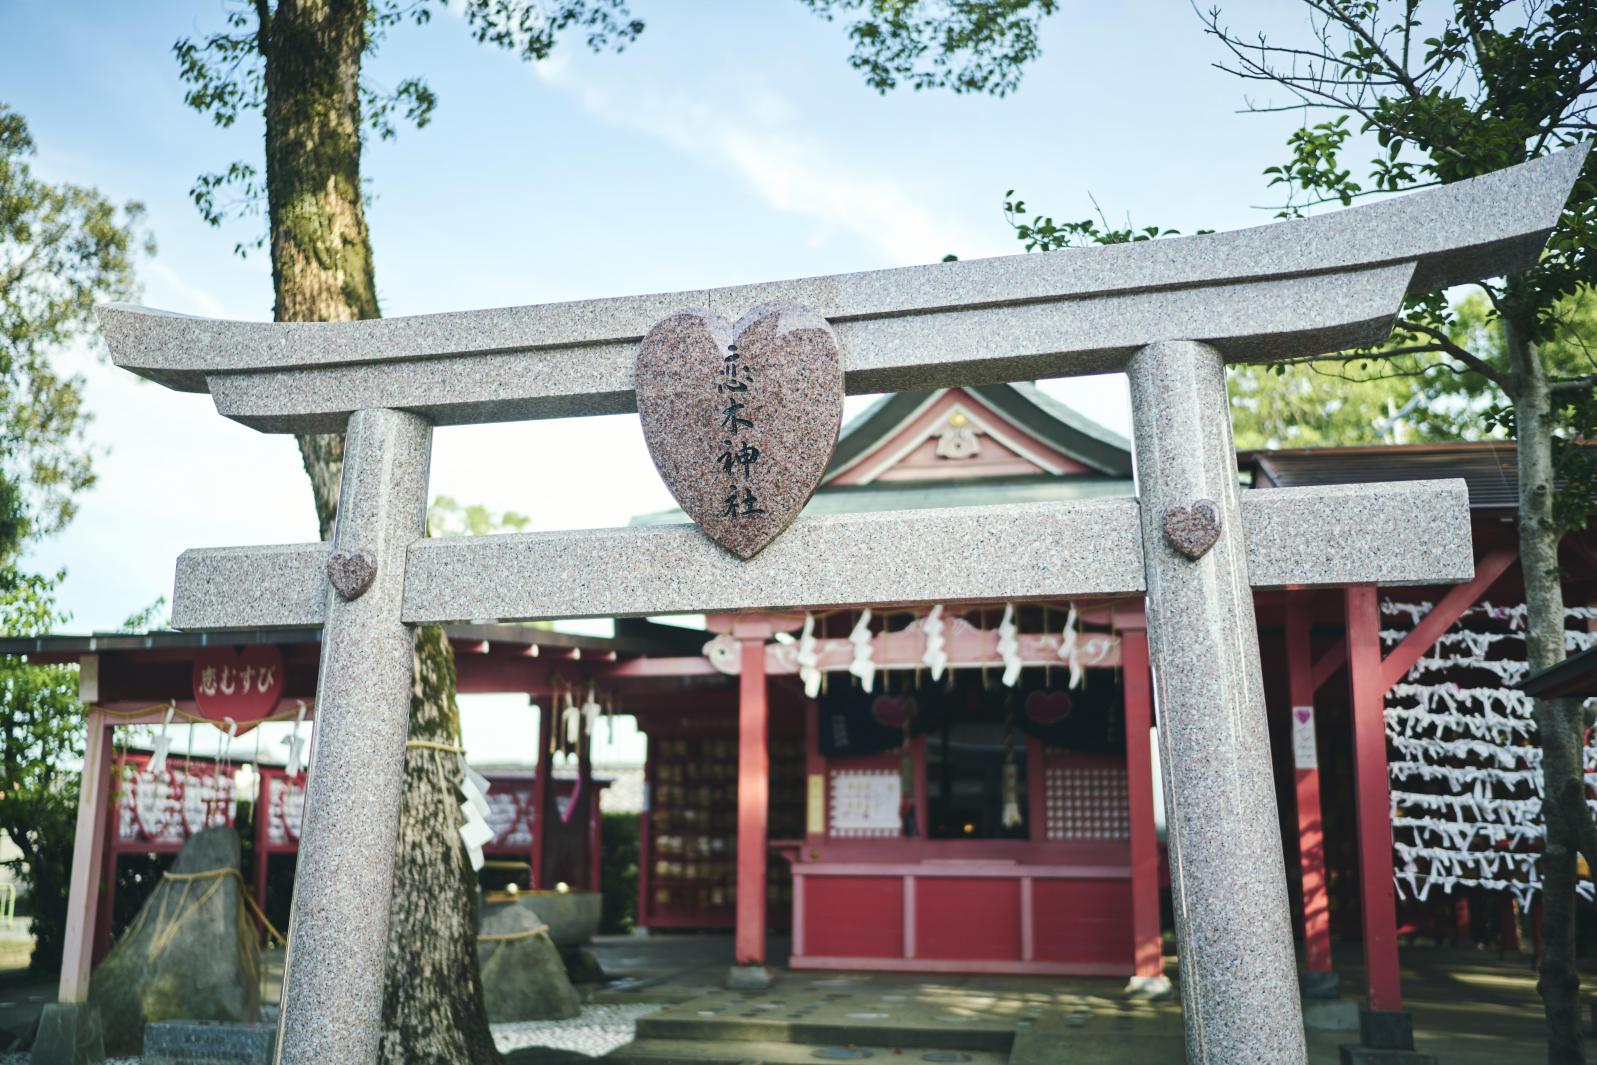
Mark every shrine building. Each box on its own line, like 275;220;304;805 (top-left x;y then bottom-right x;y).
15;381;1597;1012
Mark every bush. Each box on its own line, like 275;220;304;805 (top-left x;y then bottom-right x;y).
599;812;638;934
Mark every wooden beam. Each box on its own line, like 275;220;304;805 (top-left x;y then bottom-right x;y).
735;637;769;968
1346;585;1403;1013
1379;548;1518;692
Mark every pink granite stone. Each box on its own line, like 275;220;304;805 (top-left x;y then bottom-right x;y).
1161;499;1221;560
636;302;844;560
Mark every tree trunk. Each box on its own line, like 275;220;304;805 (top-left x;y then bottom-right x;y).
1509;317;1587;1065
261;4;500;1062
381;624;502;1063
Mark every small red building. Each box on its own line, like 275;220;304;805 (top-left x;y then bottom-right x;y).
20;384;1597;1014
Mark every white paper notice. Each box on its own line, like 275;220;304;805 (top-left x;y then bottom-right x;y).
830;770;901;836
1291;705;1318;770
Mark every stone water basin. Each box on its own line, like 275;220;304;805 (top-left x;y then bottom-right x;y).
485;889;602;948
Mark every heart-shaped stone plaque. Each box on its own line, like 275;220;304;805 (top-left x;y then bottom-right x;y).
1161;499;1222;560
636;302;844;559
327;549;378;600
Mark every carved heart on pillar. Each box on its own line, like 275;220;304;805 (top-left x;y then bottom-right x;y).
635;302;845;559
1161;499;1222;560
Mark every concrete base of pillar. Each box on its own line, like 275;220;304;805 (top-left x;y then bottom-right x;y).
1302;997;1359;1031
725;965;774;991
143;1020;277;1065
1124;975;1173;1000
28;1003;105;1065
1338;1046;1438;1065
1338;1009;1434;1065
1358;1008;1415;1049
1303;967;1341;999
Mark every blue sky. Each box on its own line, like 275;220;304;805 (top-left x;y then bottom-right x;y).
4;0;1332;763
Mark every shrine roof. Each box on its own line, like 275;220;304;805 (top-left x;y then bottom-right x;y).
826;383;1133;479
1520;644;1597;698
1245;441;1597;512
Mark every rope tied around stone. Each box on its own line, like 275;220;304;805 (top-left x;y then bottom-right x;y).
149;867;289;950
405;739;466;755
476;925;552;944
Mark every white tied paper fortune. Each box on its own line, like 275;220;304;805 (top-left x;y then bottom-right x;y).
284;701;309;777
457;755;494;872
849;608;877;693
797;613;822;698
1382;598;1597;906
922;604;948;681
997;603;1023;688
149;703;176;774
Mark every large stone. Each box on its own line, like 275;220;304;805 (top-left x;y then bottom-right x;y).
559;946;606;986
478;900;581;1023
87;827;260;1055
27;1002;104;1065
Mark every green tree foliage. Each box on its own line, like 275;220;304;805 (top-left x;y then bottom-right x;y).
0;104;149;544
801;0;1059;96
0;570;82;971
175;0;644;253
1004;3;1597;1056
172;6;644;1060
0;103;149;974
427;495;531;538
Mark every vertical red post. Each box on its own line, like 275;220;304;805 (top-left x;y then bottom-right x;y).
577;719;594;890
1286;605;1334;979
1025;735;1046;842
1346;584;1402;1012
533;696;551;890
735;635;769;968
637;734;655;928
59;714;112;1002
1121;628;1162;980
254;771;272;926
804;699;823;844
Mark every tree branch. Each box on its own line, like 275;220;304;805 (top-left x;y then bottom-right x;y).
1394;317;1515;394
1549;375;1597;395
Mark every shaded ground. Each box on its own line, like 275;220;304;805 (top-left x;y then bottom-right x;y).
586;935;1553;1064
0;928;1562;1061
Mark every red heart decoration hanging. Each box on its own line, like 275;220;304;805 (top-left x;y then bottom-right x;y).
871;694;917;729
1025;690;1075;726
191;645;285;734
635;302;845;559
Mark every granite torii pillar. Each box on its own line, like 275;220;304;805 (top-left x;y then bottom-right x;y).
94;145;1587;1065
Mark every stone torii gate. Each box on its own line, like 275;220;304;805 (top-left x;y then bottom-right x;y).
86;146;1585;1065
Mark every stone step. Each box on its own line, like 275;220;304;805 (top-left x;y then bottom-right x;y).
635;1013;1013;1053
608;1037;1008;1065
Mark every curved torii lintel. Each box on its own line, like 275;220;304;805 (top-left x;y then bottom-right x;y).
97;144;1589;434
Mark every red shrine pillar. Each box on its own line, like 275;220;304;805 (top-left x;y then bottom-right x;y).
1120;627;1163;982
1285;605;1335;992
59;712;113;1003
1346;585;1402;1013
734;625;770;972
533;695;552;890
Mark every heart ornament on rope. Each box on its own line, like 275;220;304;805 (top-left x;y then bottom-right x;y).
635;302;844;559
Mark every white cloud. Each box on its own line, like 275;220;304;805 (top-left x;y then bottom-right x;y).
533;59;982;265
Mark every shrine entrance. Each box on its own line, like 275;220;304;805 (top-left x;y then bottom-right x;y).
91;147;1584;1065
